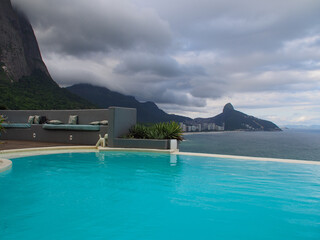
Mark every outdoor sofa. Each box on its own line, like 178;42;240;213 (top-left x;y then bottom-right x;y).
0;109;109;145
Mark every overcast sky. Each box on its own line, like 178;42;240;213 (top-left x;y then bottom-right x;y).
12;0;320;125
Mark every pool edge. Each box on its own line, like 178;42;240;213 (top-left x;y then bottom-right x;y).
175;152;320;165
1;146;319;165
0;158;12;173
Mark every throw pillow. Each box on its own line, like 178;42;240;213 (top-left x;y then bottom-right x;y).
27;116;35;124
34;115;41;124
48;120;63;124
68;115;78;125
89;121;100;125
100;120;108;125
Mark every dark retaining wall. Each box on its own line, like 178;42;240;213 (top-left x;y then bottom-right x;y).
1;125;108;145
112;138;178;150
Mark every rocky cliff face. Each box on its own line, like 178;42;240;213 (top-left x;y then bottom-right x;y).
0;0;95;110
0;0;49;81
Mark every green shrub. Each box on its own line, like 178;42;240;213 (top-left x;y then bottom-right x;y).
0;105;8;110
127;122;183;141
0;115;4;133
127;124;149;139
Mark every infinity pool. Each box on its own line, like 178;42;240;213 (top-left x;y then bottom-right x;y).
1;151;320;239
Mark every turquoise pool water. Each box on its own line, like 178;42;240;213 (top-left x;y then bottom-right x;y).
1;152;320;239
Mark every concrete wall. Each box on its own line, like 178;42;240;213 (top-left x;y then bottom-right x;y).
112;138;178;150
108;107;137;147
1;109;109;124
1;125;108;145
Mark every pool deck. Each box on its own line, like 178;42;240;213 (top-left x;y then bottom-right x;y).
0;140;78;151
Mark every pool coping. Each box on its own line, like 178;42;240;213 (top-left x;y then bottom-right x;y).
175;152;320;165
0;158;12;173
0;146;319;172
0;146;176;157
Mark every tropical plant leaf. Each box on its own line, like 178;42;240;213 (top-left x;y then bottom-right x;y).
125;121;183;141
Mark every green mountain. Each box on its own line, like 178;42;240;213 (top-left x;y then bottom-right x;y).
195;103;281;131
0;68;95;110
66;84;192;123
0;0;95;110
67;84;281;130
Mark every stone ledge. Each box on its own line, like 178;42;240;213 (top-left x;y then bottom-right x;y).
175;152;320;165
0;146;318;166
98;147;179;154
0;159;12;173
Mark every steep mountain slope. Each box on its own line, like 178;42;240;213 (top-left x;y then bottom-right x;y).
67;84;281;129
195;103;281;131
67;84;192;123
0;0;49;81
0;0;95;109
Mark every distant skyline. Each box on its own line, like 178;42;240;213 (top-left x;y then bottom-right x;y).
12;0;320;125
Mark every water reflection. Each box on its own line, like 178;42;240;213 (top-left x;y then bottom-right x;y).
95;152;106;165
170;154;177;166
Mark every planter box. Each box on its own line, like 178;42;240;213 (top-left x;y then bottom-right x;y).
113;138;178;150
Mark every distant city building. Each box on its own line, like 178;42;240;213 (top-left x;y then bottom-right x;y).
202;123;208;131
208;123;215;131
179;122;225;132
179;123;187;132
182;124;187;132
191;125;197;131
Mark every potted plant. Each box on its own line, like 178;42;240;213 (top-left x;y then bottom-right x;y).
127;122;183;141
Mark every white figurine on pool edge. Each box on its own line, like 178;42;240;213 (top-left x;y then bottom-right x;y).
96;134;108;147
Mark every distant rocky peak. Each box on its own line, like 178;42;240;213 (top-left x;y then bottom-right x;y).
223;103;234;113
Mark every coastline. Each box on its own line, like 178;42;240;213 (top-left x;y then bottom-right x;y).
183;131;225;135
183;130;260;135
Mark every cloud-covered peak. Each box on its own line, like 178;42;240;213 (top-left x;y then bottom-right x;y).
13;0;172;56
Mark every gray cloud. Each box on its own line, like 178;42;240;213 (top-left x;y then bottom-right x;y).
114;53;206;77
13;0;172;56
111;74;207;107
10;0;320;124
145;0;320;53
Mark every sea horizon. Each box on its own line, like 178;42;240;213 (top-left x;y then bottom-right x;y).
180;128;320;162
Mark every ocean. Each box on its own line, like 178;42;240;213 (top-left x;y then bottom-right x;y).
179;129;320;161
